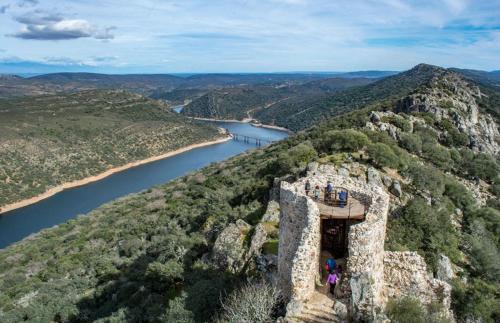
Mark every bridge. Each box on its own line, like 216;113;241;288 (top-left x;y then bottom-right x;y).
229;132;274;146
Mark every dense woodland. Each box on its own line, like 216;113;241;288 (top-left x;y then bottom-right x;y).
0;65;499;322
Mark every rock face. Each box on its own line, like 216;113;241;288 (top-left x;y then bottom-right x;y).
395;71;499;155
211;219;251;273
436;254;456;283
384;251;453;319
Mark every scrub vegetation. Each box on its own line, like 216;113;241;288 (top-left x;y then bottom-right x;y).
0;90;220;207
0;65;498;322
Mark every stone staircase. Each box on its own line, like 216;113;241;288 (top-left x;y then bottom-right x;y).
285;292;348;323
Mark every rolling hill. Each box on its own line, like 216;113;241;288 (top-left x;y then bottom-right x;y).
0;90;221;208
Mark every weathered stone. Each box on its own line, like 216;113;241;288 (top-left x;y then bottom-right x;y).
384;251;453;320
382;175;393;188
338;167;349;177
367;167;382;186
248;223;268;257
262;200;280;222
212;219;251;273
370;111;381;124
389;181;402;197
436;254;455;283
278;164;390;322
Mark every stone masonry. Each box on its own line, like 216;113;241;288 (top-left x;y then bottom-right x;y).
277;163;453;322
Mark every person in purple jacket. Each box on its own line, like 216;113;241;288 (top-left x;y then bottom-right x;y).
326;271;338;295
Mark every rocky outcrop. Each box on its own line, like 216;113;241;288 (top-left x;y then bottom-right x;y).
384;251;453;319
211;219;251;273
396;71;499;155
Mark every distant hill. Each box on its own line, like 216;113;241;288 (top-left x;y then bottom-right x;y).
182;77;375;120
254;63;447;131
450;68;500;88
0;90;220;208
333;70;398;78
0;72;334;100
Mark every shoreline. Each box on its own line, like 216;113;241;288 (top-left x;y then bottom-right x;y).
191;117;293;133
0;136;231;215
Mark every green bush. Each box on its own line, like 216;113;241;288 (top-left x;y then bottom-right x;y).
404;163;446;196
386;198;460;270
276;142;317;175
367;143;400;169
443;179;476;211
399;133;422;154
452;278;500;323
422;144;452;170
316;129;369;153
386;296;450;323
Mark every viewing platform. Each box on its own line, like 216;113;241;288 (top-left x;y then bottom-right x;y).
306;189;368;220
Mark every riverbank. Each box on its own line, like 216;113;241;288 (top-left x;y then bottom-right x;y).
192;117;293;133
0;136;231;215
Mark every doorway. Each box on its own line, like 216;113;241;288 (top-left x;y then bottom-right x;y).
321;219;348;258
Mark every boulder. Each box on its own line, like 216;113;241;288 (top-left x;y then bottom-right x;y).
370;111;381;124
389;181;402;197
436;254;455;282
248;223;268;257
367;167;382;186
211;219;251;273
382;175;393;188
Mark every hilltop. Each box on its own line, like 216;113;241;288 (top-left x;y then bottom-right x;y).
0;90;221;209
0;64;498;322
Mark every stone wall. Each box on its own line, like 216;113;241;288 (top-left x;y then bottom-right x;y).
278;164;390;321
277;181;321;304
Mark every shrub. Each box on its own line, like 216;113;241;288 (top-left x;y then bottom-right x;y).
465;153;500;183
452;278;500;323
367;143;400;169
422;144;452;170
382;115;412;132
399;133;422;154
262;240;279;255
466;220;500;282
443;179;476;212
316;129;369;153
276;142;317;175
404;163;445;195
386;198;460;270
216;281;281;323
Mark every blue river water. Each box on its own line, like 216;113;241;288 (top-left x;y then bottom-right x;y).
0;121;288;249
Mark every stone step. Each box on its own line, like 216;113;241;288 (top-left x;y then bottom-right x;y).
288;313;339;323
301;307;336;321
303;304;336;316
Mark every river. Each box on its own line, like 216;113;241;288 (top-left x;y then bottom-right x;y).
0;121;288;249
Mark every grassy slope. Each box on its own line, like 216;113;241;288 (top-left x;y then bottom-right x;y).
0;90;220;207
0;67;498;322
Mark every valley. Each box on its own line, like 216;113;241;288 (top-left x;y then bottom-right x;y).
0;65;498;323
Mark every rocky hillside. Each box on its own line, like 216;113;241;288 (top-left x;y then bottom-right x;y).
0;64;498;322
182;77;375;121
0;90;221;208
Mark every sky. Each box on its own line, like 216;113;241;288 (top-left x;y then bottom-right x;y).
0;0;499;74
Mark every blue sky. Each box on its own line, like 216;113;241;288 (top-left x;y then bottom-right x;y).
0;0;499;74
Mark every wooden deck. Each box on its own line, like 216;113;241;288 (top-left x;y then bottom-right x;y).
309;192;366;220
